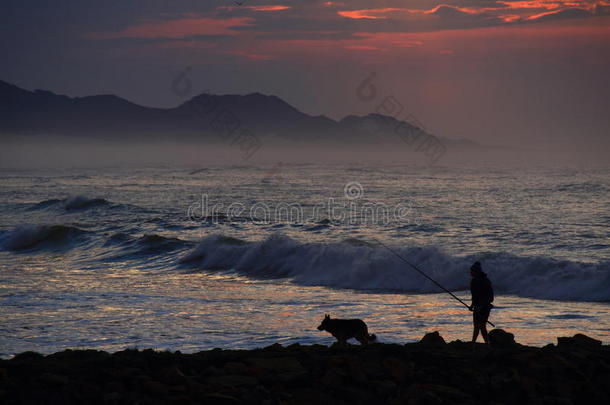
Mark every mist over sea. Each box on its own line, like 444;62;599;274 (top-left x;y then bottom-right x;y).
1;163;609;356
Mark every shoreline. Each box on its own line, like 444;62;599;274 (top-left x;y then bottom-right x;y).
1;331;608;404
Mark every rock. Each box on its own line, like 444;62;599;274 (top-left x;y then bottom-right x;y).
346;357;366;382
161;366;188;385
39;372;71;386
202;366;225;376
280;388;334;403
489;329;516;348
419;331;446;345
198;393;241;404
111;367;145;380
104;381;125;393
321;367;347;386
543;396;573;405
557;333;602;349
382;358;411;383
12;351;44;361
262;343;283;351
2;337;610;405
168;395;192;405
369;379;397;396
103;392;122;403
223;361;248;374
421;383;473;402
205;374;259;387
141;380;169;395
401;383;443;405
245;356;305;373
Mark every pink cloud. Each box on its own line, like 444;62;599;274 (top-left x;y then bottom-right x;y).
337;8;404;19
218;5;291;12
323;1;346;7
423;5;483;15
343;45;382;50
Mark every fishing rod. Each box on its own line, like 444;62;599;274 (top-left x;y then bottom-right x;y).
372;237;495;328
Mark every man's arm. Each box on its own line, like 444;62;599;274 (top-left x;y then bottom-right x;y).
469;279;475;311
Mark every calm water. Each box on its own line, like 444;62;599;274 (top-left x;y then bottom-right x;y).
1;164;609;356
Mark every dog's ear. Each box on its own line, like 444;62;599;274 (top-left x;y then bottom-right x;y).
325;314;330;319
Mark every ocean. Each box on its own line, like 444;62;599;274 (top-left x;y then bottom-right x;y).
1;163;609;357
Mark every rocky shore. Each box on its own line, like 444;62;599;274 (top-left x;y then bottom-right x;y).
1;331;608;404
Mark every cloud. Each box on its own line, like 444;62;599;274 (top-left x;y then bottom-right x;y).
218;5;291;12
85;0;610;55
337;8;405;19
89;16;253;39
527;7;589;20
343;45;382;50
425;5;484;16
523;3;610;22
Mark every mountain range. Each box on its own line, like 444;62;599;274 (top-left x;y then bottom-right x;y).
0;80;478;148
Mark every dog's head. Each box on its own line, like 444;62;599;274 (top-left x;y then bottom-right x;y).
317;314;331;331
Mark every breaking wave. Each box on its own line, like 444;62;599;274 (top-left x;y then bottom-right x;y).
29;196;112;211
180;233;610;302
0;224;88;251
102;233;193;258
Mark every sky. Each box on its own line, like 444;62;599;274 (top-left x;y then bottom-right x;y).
1;0;609;150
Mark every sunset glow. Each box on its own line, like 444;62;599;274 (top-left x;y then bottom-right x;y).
2;2;610;401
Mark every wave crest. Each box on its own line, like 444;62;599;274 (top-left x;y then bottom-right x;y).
29;196;112;211
0;224;87;251
180;233;610;302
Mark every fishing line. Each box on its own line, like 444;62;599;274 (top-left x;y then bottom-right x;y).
372;237;495;327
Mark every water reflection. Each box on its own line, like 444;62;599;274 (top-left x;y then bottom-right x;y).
1;260;608;357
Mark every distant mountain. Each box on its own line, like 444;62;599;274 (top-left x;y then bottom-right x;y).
0;80;479;148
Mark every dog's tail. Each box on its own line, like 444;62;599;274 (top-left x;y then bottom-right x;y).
369;334;377;342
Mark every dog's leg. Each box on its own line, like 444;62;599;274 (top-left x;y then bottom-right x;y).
356;333;369;345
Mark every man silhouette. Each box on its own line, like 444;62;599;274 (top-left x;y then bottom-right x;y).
469;261;494;344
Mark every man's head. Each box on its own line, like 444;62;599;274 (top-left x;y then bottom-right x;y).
470;261;482;277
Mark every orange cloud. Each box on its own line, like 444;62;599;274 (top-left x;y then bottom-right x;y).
89;16;253;39
501;14;522;22
423;5;483;14
218;5;291;12
499;1;568;9
526;8;568;19
337;8;404;19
